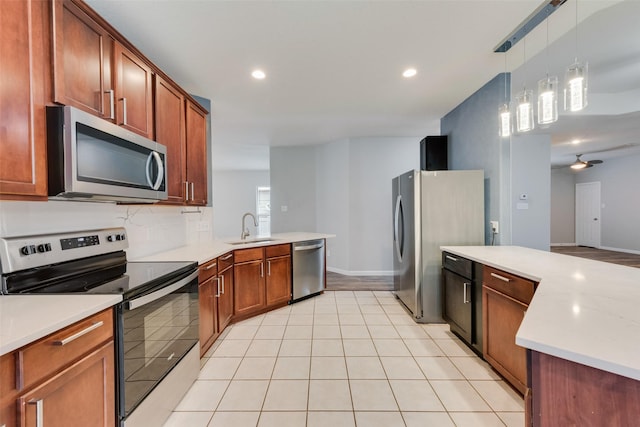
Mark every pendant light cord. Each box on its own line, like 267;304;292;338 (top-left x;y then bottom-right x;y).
575;0;579;63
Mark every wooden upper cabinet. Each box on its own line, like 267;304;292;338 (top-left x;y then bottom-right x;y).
0;0;50;198
185;101;208;205
155;75;186;204
114;41;154;138
52;0;113;119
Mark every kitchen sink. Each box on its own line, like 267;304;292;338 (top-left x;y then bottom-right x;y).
227;237;280;245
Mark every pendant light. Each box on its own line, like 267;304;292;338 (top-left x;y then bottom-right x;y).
537;13;558;126
498;52;512;138
515;36;534;133
564;0;588;112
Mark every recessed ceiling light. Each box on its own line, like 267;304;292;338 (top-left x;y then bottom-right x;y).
572;139;581;145
251;69;266;80
402;68;417;78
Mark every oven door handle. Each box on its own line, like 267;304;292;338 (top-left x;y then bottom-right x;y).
126;270;198;310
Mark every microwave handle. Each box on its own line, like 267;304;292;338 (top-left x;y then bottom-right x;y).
126;270;198;310
145;151;164;190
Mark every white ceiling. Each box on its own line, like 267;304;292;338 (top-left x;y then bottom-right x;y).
85;0;639;169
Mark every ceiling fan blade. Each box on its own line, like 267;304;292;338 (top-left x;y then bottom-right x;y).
587;159;604;164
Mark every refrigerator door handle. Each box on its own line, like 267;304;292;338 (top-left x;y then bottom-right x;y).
394;194;403;262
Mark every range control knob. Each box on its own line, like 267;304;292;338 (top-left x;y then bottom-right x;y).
107;235;113;242
37;244;46;253
20;245;36;256
120;233;126;241
115;234;122;241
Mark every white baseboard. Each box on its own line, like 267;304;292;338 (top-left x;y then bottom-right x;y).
550;243;577;247
599;246;640;256
327;267;394;276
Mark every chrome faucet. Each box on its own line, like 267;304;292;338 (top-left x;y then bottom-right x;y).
241;212;258;240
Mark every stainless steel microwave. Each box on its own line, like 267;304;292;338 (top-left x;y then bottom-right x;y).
46;106;167;203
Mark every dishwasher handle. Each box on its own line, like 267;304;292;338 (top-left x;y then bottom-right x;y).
294;243;324;251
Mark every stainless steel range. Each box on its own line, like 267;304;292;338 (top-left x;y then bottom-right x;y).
0;228;199;427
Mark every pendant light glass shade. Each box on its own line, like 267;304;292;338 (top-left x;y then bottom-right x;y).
537;76;558;125
498;103;512;137
564;60;588;112
515;89;534;133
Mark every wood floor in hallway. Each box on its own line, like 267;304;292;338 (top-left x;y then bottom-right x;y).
550;246;640;268
326;271;393;292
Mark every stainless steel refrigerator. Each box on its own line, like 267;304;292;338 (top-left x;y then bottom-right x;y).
392;170;484;323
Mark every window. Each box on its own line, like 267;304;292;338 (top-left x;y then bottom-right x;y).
256;186;271;236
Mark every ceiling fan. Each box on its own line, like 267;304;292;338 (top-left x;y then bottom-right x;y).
570;154;603;170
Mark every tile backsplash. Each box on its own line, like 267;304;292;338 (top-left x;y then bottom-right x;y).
0;200;213;260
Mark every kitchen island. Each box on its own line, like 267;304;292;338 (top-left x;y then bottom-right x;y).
441;245;640;425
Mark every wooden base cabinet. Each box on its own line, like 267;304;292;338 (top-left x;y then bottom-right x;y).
217;254;234;332
528;350;640;426
482;266;536;395
234;249;266;318
199;258;219;356
265;244;292;306
18;342;115;427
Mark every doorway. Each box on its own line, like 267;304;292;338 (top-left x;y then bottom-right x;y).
575;182;601;248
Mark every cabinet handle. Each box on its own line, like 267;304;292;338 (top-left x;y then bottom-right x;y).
106;90;115;119
268;260;271;276
463;282;470;304
445;255;458;262
260;262;264;278
215;277;221;297
52;321;104;346
28;399;44;427
191;183;195;201
120;97;128;125
490;272;511;283
184;182;190;201
204;262;217;271
221;275;225;294
221;253;233;261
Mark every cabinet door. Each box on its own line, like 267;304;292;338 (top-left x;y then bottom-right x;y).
483;285;528;394
234;260;265;317
443;269;472;344
113;41;153;138
266;256;291;307
155;75;186;204
18;341;115;427
1;353;17;427
0;0;49;198
199;277;218;357
217;266;234;332
52;0;113;119
185;101;207;205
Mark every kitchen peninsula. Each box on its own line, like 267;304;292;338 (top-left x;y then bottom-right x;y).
441;245;640;426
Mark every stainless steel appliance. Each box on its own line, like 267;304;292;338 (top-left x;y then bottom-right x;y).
291;239;325;302
46;106;168;203
392;170;484;323
0;228;199;427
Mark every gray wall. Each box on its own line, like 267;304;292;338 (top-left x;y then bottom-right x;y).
575;152;640;252
270;146;317;233
441;73;551;251
441;73;510;245
212;170;270;239
510;134;551;250
271;136;420;274
550;168;576;245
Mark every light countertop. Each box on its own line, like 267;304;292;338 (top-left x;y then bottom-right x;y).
0;294;122;356
441;245;640;381
132;232;334;264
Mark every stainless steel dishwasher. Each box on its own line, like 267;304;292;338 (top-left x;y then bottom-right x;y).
292;239;325;302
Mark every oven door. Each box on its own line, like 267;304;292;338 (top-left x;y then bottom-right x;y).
116;269;198;422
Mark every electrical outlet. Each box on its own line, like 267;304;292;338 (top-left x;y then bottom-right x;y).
490;221;499;234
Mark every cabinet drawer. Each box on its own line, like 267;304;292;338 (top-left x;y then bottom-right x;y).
199;258;218;282
218;252;233;271
442;252;473;279
483;266;535;305
234;247;264;263
17;308;114;391
266;243;291;258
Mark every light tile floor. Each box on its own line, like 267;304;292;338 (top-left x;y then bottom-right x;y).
163;291;524;427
